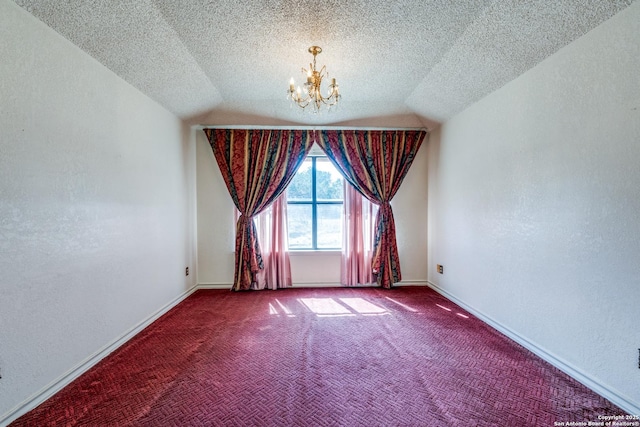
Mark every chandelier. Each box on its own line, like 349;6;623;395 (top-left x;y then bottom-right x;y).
287;46;341;112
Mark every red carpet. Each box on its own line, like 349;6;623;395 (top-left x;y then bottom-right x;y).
12;287;624;426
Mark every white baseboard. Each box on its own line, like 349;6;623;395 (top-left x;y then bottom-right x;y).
287;280;428;288
395;280;429;287
196;283;233;289
426;281;640;416
1;286;199;426
198;282;350;289
196;281;429;289
292;282;343;288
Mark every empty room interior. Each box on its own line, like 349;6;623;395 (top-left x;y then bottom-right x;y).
1;0;639;425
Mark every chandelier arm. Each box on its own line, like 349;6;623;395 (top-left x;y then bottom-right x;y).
319;95;340;106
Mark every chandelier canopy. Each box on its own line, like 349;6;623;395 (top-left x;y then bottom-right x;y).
287;46;341;112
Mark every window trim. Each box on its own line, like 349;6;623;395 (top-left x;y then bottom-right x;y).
287;156;343;251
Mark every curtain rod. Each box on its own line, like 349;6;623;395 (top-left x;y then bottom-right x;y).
196;125;430;132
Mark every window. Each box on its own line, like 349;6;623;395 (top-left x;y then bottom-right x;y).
287;156;344;250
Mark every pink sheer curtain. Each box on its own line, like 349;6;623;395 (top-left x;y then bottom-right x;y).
342;184;377;286
254;193;292;289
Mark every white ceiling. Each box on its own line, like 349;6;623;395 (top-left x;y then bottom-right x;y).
14;0;635;127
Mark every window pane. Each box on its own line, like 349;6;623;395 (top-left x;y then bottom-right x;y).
317;204;343;249
316;158;344;201
287;204;312;249
287;159;312;201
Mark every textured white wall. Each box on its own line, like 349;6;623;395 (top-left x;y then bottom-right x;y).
196;130;236;284
196;130;428;285
428;3;640;412
393;142;428;283
0;1;196;420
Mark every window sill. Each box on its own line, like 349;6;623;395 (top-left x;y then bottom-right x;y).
289;250;342;256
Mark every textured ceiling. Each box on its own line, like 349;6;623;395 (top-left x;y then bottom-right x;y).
14;0;635;127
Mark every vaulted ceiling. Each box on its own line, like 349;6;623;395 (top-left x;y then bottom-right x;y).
14;0;635;127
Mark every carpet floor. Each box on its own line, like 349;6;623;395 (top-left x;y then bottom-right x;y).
11;287;624;426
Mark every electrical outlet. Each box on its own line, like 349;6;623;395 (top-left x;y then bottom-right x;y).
185;267;189;276
437;264;444;274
